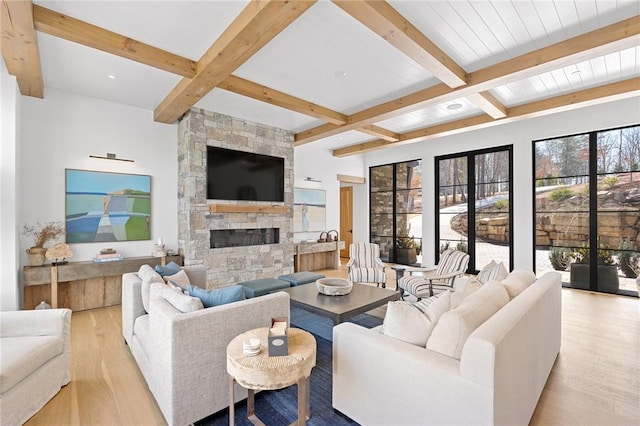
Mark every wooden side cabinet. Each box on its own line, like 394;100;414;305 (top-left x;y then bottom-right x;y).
294;241;345;272
23;255;183;311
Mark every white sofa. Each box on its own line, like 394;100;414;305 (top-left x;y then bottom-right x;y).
122;265;290;426
0;308;72;426
333;271;561;425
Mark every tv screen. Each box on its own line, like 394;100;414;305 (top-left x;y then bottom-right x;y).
206;146;284;202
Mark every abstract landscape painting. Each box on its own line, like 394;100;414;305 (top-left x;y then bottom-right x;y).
293;188;326;233
65;169;151;243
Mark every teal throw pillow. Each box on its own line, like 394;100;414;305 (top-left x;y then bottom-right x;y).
155;261;181;277
187;284;246;308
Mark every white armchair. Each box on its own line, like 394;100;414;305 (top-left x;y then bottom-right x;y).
0;308;72;425
347;242;387;288
398;249;470;300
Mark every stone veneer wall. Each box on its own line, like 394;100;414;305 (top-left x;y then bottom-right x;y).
177;108;294;288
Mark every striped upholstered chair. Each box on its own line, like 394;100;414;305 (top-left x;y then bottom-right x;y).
347;242;387;288
398;249;469;300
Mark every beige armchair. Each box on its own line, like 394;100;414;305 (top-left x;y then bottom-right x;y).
0;308;72;425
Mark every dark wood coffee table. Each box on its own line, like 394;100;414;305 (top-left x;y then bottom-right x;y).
281;282;400;325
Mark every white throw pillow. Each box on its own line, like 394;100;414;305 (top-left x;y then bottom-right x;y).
162;288;203;313
139;266;164;313
138;264;163;282
450;277;483;309
381;292;450;347
427;282;509;359
501;268;537;299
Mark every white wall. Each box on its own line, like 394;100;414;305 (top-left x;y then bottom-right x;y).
19;89;178;263
360;97;640;269
0;61;21;310
293;143;366;243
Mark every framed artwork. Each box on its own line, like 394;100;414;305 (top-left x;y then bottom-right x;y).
293;188;326;233
65;169;151;243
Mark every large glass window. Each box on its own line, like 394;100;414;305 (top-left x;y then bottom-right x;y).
370;160;422;265
436;146;513;273
533;124;639;296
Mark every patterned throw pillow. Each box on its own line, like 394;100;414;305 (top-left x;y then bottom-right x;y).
163;270;191;291
476;260;497;284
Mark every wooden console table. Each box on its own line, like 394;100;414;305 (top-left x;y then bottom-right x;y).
23;255;182;311
294;241;345;272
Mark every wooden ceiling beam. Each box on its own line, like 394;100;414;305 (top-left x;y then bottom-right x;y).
332;0;466;88
218;75;347;125
466;91;507;119
154;0;316;124
1;0;43;97
297;15;640;145
32;5;196;78
357;124;400;142
333;77;640;157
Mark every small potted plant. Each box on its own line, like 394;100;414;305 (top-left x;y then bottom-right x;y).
549;247;571;271
395;224;419;265
617;238;640;279
569;239;619;293
22;221;65;266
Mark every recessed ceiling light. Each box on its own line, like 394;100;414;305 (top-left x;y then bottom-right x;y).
447;103;463;111
572;69;581;75
108;74;116;79
334;70;347;78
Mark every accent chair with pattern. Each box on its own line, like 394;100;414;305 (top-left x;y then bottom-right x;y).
347;242;387;288
398;249;470;300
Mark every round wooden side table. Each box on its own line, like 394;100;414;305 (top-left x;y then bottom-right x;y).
227;327;316;426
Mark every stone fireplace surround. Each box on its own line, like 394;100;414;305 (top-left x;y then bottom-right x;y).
177;108;294;288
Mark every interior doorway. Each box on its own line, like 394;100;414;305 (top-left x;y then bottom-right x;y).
340;186;353;258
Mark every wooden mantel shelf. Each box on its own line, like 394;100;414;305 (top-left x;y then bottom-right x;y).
208;204;288;214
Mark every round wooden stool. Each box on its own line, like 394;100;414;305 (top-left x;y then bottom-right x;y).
227;327;316;425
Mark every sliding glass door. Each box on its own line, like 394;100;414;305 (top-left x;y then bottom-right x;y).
436;146;513;273
533;124;639;296
370;160;422;265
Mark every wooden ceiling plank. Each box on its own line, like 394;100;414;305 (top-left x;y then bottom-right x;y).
333;77;640;157
299;15;640;145
219;75;347;125
357;124;400;142
333;0;467;88
466;91;507;118
1;0;43;97
154;0;316;124
33;5;196;78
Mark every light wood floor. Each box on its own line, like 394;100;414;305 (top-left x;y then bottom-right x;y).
26;264;639;426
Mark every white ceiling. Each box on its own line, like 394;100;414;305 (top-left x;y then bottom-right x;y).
30;0;640;153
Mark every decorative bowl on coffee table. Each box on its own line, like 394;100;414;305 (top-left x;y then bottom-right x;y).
316;278;353;296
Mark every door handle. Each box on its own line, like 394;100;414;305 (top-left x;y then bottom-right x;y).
349;229;353;233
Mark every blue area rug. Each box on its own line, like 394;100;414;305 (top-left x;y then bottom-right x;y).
196;310;383;426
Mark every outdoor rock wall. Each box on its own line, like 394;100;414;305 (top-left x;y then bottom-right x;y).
536;189;640;250
450;188;640;250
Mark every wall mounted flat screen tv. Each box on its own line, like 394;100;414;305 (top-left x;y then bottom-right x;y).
207;146;285;202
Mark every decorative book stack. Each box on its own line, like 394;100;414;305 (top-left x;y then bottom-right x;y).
93;248;123;263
